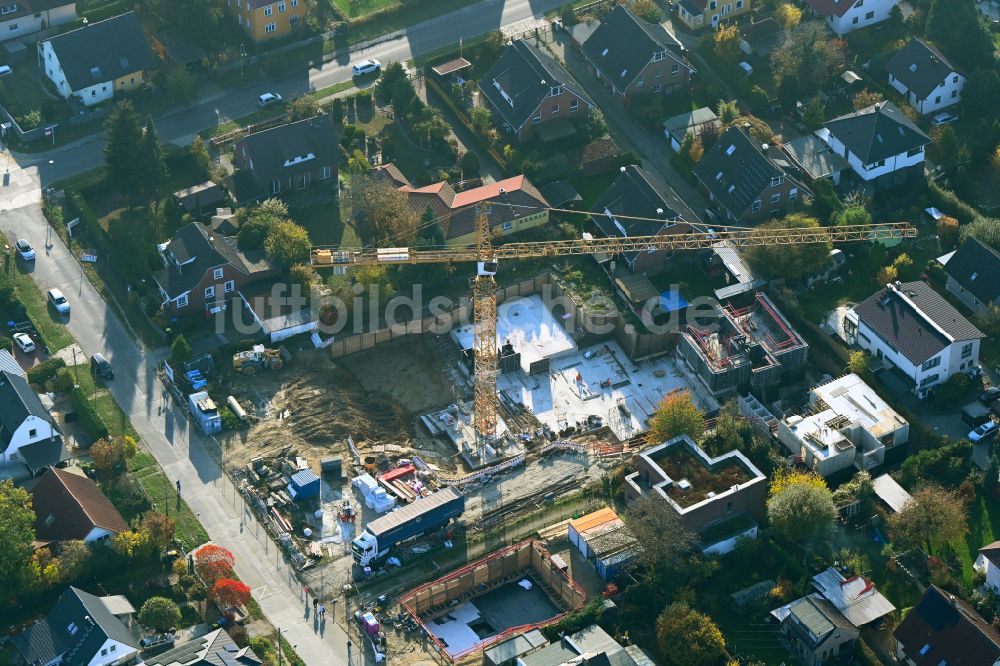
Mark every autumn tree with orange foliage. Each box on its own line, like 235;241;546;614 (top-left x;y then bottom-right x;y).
211;578;251;611
193;544;235;585
649;391;704;444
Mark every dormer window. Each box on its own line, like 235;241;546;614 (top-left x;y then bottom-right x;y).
68;623;78;635
653;51;665;62
214;268;224;280
770;176;783;187
725;144;736;156
550;85;562;96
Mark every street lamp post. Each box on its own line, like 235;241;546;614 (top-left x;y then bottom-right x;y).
240;44;247;80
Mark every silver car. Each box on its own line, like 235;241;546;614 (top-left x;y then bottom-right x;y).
47;288;70;314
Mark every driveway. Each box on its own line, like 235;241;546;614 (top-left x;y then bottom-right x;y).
547;32;710;223
0;163;359;665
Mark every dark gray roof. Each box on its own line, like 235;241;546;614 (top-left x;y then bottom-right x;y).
234;115;339;191
694;126;785;219
483;629;547;665
786;595;856;649
478;40;592;131
46;12;158;91
662;107;718;139
144;628;262;666
854;281;984;365
153;29;207;66
0;369;59;451
783;133;850;180
581;5;690;90
824;102;930;165
538;181;581;208
12;587;139;666
886;39;960;100
20;438;68;474
945;237;1000;305
153;222;274;299
520;625;625;666
894;586;1000;666
592;165;687;262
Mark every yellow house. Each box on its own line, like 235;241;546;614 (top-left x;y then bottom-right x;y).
675;0;750;30
228;0;307;42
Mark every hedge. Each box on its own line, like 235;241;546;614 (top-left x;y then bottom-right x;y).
27;356;65;386
928;182;981;226
71;386;109;442
66;190;110;250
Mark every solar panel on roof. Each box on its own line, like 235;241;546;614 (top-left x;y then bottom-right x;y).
224;643;239;652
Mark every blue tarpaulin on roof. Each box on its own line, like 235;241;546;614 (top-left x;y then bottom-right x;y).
659;290;689;313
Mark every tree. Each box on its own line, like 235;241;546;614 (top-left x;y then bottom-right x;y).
938;215;960;249
926;0;994;72
728;114;773;143
0;480;34;585
104;101;144;197
649;391;704;444
290;263;320;292
717;99;740;125
460;151;480;177
962;69;1000;120
170;334;192;366
164;66;196;103
139;115;168;202
853;88;884;110
287;96;321;122
767;470;837;542
194;544;235;585
29;548;61;588
470;107;493;134
353;177;420;245
771;21;845;93
810;178;841;223
90;436;138;473
975;303;1000;337
831;205;872;227
57;540;91;581
656;603;727;666
743;214;833;281
847;351;871;376
888;483;967;553
211;578;252;610
238;198;290;250
892;253;915;279
264;220;311;266
112;529;152;559
775;2;802;29
139;597;181;632
190;136;212;180
626;495;697;570
631;0;660;22
802;97;825;129
142;513;176;550
876;264;898;286
714;24;741;62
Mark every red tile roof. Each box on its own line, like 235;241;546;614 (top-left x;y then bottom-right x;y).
30;467;128;542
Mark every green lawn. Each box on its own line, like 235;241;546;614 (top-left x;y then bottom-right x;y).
130;452;210;550
334;0;396;18
650;264;727;302
289;198;354;247
67;364;139;439
339;0;477;35
952;493;1000;587
0;61;70;128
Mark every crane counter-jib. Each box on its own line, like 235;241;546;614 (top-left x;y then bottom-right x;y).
309;223;916;267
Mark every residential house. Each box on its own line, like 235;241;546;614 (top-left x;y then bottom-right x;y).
0;369;65;480
624;435;767;553
591;165;691;275
143;627;262;666
809;568;896;627
804;0;898;35
846;280;984;398
385;169;550;245
231;115;338;202
771;595;860;666
153;222;279;315
30;467;127;545
581;5;694;100
816;101;930;188
675;0;751;31
225;0;306;43
478;39;593;142
781;133;849;186
172;181;226;216
975;541;1000;595
886;38;964;115
0;0;76;43
777;373;909;476
151;29;207;69
662;106;718;151
694;125;804;224
12;586;141;666
38;12;157;107
894;585;1000;665
678;291;809;396
944;237;1000;312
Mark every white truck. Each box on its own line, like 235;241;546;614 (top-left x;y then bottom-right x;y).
352;473;396;513
352;487;465;567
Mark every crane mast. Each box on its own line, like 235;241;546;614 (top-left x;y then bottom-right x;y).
311;215;917;457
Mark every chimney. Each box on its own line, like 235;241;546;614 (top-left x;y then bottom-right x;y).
656;208;664;216
761;143;769;152
620;166;627;173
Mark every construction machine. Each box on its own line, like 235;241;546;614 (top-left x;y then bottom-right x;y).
311;205;916;459
232;345;284;376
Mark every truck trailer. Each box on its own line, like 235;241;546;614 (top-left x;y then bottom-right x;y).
351;487;465;567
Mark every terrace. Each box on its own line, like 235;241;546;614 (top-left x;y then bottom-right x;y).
654;446;753;509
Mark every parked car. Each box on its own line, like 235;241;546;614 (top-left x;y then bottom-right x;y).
969;420;999;442
738;61;753;76
140;633;175;652
0;65;11;77
13;333;35;354
15;239;34;261
47;288;69;314
931;111;958;126
257;92;283;107
352;58;382;76
982;386;1000;404
90;353;113;379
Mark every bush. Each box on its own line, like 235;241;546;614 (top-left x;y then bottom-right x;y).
71;386;109;441
27;357;66;386
52;367;75;393
929;182;980;226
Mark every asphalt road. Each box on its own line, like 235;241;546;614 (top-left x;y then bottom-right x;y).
19;0;567;185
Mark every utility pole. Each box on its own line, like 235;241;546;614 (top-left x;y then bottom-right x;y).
240;44;247;80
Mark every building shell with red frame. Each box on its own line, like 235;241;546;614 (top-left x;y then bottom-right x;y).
399;539;587;662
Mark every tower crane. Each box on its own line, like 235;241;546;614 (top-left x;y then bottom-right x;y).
312;207;915;457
